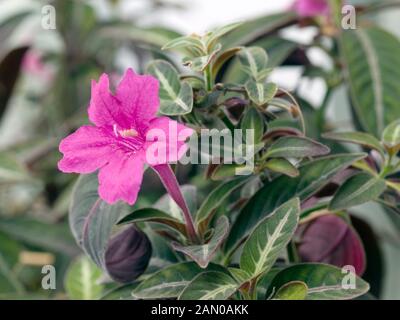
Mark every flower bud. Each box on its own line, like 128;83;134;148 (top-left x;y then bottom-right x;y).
223;97;249;121
297;214;365;275
105;226;152;283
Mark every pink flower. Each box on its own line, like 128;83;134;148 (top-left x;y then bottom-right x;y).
292;0;330;17
22;50;53;82
58;69;193;205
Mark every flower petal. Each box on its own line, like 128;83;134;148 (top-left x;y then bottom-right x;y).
98;150;145;205
58;126;114;174
293;0;329;17
116;68;160;127
88;74;129;128
144;117;194;166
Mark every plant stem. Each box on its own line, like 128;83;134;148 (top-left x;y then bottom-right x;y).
287;241;300;263
204;64;213;92
153;164;199;243
380;153;394;178
316;87;333;132
248;278;258;300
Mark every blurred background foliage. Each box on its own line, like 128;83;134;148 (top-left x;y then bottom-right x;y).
0;0;399;299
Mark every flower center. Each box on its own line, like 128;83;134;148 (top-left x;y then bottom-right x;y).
119;128;139;137
113;125;144;154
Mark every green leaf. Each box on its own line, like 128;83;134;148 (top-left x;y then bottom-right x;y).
382;119;400;150
240;198;300;278
65;256;104;300
0;232;24;294
228;268;251;284
238;47;270;81
330;173;386;210
0;11;32;56
100;283;138;300
212;47;242;78
205;22;243;49
266;263;370;300
221;13;296;48
183;43;222;72
241;107;264;143
162;35;206;55
245;80;277;106
272;281;308;300
0;152;30;183
0;217;78;256
117;208;186;236
196;176;250;225
265;136;330;159
69;174;129;269
179;271;238;300
132;262;225;299
225;153;366;253
222;36;298;84
99;24;182;49
340;26;400;136
209;163;251;181
263;158;299;177
322;131;385;156
147;60;193;115
172;216;229;268
155;184;197;222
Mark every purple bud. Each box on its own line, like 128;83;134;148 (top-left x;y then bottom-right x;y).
105;226;152;283
297;214;365;275
223;97;248;121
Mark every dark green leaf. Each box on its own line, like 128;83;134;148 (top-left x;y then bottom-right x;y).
0;217;78;256
340;26;400;136
209;164;251;181
0;152;31;183
322;131;385;156
263;158;299;177
330;173;386;210
179;271;237;300
196;176;250;225
205;22;243;49
132;262;225;299
0;232;24;294
225;154;366;253
221;13;297;48
265;136;330;158
241;107;264;143
69;174;129;268
99;24;182;48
